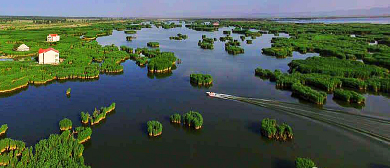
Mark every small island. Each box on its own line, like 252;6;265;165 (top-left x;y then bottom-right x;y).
223;30;231;35
120;46;134;53
126;36;136;41
66;88;71;96
147;42;160;48
225;40;244;55
220;36;233;42
295;157;316;168
240;35;245;41
261;118;293;141
169;34;188;40
247;40;253;44
79;103;116;125
182;111;203;129
333;89;365;104
190;74;213;86
59;118;72;131
198;35;214;49
76;127;92;144
124;30;137;34
262;47;293;58
225;45;244;55
292;83;327;105
147;121;163;137
170;113;181;123
0;124;8;136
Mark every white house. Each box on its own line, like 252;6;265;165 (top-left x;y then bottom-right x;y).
16;44;30;51
47;34;60;42
212;22;220;26
38;48;59;64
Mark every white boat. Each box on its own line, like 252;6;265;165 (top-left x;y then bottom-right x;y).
206;92;216;97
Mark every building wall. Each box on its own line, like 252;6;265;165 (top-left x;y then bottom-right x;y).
39;50;59;64
47;36;60;42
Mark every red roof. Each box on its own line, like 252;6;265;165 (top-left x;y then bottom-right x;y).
49;34;58;37
39;48;59;54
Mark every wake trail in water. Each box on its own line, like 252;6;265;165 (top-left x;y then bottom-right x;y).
209;93;390;145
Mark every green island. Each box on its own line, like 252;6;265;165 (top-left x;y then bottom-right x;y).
120;46;133;54
220;36;233;42
222;21;390;69
190;74;213;86
198;35;215;49
147;42;160;48
124;30;137;34
334;89;366;104
240;35;246;41
126;36;136;41
223;30;231;35
75;127;93;144
0;130;88;167
246;40;253;44
147;52;177;73
157;22;182;29
225;40;244;55
147;121;163;137
182;111;203;129
262;47;293;58
0;22;136;94
169;33;188;40
80;103;116;125
295;157;316;168
59;118;73;131
185;24;218;32
0;115;98;167
255;55;389;104
170;113;181;123
0;124;8;136
292;82;327;105
66;88;71;95
261;118;293;141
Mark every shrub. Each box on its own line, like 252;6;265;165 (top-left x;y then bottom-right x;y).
0;124;8;135
334;89;365;104
147;42;159;48
124;30;136;34
223;31;231;35
147;121;163;137
262;47;293;58
59;118;72;131
79;103;116;125
77;127;92;143
190;74;213;85
225;45;244;55
182;111;203;129
291;83;327;105
295;158;316;168
261;118;293;141
170;114;181;123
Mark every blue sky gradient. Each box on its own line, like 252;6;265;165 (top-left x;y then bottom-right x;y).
1;0;389;17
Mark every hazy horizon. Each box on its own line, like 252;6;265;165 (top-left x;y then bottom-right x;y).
1;0;389;18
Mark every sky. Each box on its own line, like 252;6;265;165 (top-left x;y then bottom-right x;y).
0;0;389;17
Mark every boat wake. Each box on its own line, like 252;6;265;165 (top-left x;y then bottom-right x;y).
206;92;390;145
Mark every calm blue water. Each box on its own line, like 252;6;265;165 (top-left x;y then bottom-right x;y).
0;26;389;168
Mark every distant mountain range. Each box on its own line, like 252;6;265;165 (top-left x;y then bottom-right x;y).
244;6;390;18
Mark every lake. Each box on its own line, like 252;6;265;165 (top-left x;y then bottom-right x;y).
1;25;389;167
